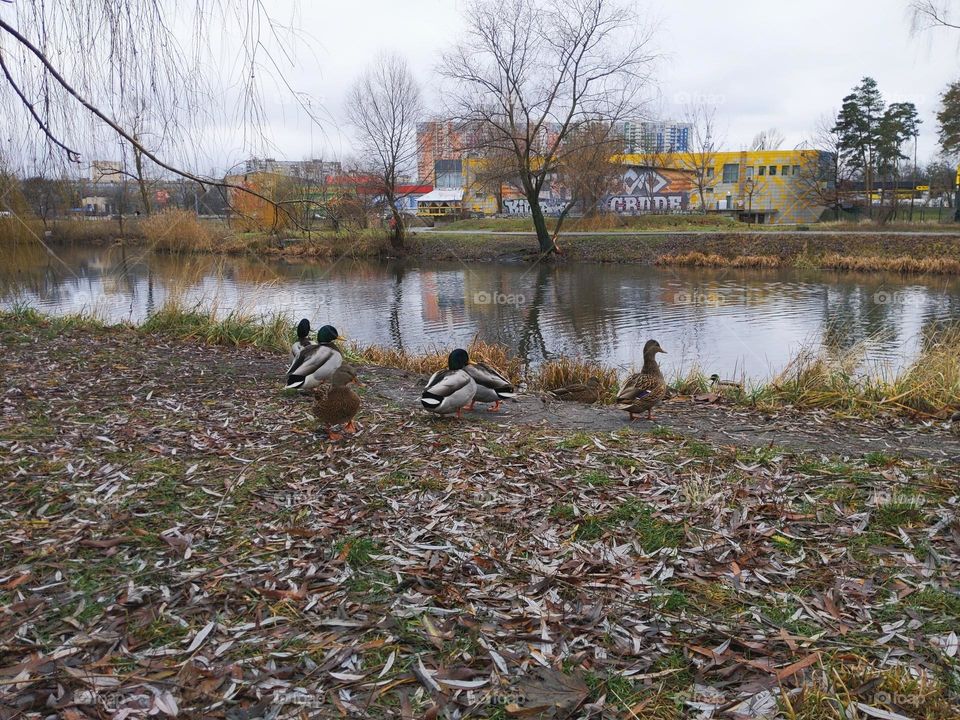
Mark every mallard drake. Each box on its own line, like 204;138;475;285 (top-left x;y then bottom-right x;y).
285;325;343;390
709;374;742;390
616;339;667;421
290;318;314;360
549;377;602;403
313;364;361;440
464;361;515;412
421;348;477;417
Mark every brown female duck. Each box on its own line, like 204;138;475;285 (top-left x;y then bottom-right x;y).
313;364;361;440
616;340;667;420
549;376;602;403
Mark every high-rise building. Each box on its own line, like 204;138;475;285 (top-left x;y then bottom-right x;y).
241;158;341;179
417;121;467;183
621;121;691;154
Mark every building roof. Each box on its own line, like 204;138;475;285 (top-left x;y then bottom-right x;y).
396;184;433;195
417;188;463;203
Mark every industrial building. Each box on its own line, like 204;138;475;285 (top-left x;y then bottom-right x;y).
440;148;829;225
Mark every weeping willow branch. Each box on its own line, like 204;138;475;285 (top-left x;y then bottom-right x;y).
0;15;298;229
0;49;80;162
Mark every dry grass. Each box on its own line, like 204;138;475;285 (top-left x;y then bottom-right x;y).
267;229;391;259
819;253;960;275
141;209;232;252
54;218;144;242
883;324;960;415
531;356;620;402
0;217;44;244
657;250;960;275
655;251;783;268
760;325;960;417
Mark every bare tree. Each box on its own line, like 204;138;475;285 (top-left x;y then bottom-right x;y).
796;114;854;220
440;0;655;255
553;121;622;234
677;102;720;213
346;54;422;252
909;1;960;32
750;127;785;151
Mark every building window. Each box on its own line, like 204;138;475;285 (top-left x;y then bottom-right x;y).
769;166;777;176
759;166;766;176
792;165;801;175
746;166;754;179
782;165;790;175
706;167;714;179
722;163;739;183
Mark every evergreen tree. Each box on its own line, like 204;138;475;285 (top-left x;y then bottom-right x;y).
877;102;921;175
833;77;885;212
937;80;960;157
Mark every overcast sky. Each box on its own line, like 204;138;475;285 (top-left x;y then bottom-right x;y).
234;0;958;171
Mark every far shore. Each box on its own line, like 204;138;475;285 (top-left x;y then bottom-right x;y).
7;214;960;274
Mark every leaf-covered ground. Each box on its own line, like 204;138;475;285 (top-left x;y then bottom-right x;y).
1;316;958;719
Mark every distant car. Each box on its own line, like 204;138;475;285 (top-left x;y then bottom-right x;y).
0;210;11;217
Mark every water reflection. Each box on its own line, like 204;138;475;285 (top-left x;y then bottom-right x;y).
2;242;959;379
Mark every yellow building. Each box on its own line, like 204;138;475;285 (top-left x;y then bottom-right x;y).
445;148;828;224
623;149;826;224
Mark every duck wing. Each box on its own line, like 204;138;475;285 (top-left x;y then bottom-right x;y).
421;369;474;408
466;362;515;397
286;343;342;388
290;338;315;361
616;372;664;409
287;343;339;376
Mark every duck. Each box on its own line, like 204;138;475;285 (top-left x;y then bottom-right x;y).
290;318;314;360
313;364;362;440
285;325;344;390
421;348;477;417
464;360;515;412
616;339;668;421
709;373;742;390
548;377;602;404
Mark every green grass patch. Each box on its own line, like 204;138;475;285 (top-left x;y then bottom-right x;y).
872;491;925;529
336;537;381;568
559;432;594;449
582;470;614;487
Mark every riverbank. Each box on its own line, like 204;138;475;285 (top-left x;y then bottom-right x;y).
2;311;959;718
9;214;960;274
11;304;960;421
411;229;960;272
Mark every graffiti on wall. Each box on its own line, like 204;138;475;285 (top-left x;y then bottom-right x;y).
503;197;569;216
501;166;694;216
606;167;691;213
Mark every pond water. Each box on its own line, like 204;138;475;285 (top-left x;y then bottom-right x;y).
3;241;960;380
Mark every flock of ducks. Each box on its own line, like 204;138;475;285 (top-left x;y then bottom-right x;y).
284;319;673;439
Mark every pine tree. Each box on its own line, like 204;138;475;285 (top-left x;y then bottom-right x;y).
937;81;960;157
833;77;885;216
